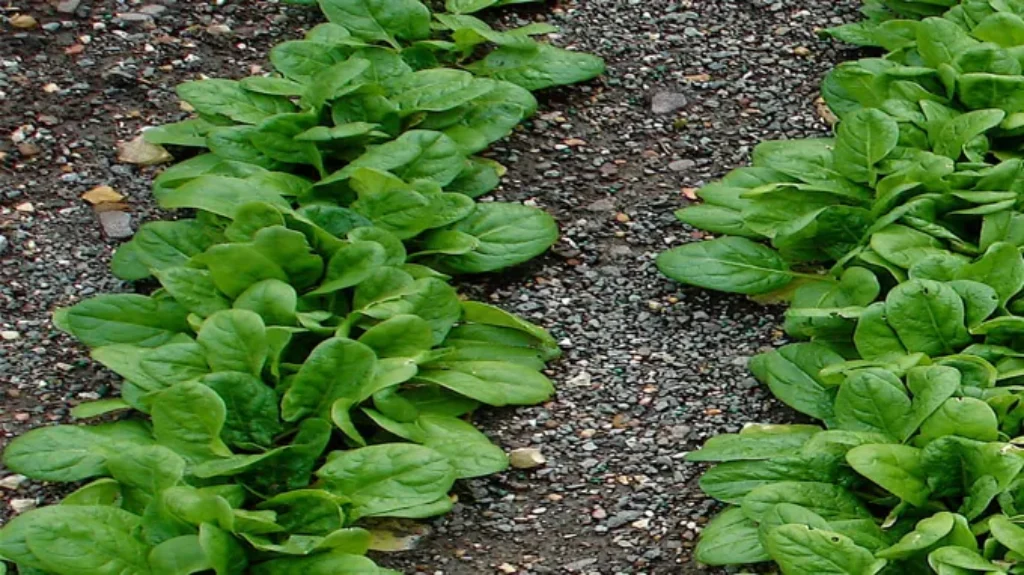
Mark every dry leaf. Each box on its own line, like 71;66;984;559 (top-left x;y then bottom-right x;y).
117;135;172;165
367;519;432;552
82;185;124;205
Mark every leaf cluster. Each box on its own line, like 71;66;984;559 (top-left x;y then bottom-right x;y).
657;1;1024;573
0;0;604;573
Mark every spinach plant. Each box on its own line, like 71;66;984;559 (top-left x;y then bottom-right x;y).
657;0;1024;573
0;0;603;573
141;0;604;275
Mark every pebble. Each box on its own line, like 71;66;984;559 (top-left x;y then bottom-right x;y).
0;475;27;490
0;235;7;255
651;91;687;114
0;331;19;341
98;211;133;239
9;499;36;514
508;448;546;469
57;0;81;14
668;159;696;172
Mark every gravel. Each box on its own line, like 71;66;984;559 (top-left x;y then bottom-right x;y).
0;0;859;572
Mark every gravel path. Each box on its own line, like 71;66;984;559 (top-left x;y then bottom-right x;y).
0;0;857;573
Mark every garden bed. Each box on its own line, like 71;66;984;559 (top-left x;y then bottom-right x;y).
0;0;856;572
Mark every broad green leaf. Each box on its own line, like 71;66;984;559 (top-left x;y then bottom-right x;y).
269;41;350;83
54;294;189;348
687;425;822;462
250;550;386;575
425;202;557;273
389;70;493;115
699;453;846;504
177;79;294;124
281;337;377;421
197;310;268;376
763;524;884;575
916;17;977;69
465;43;605;91
749;343;843;421
154;267;232;318
3;422;154;482
318;0;432;48
151;382;231;463
22;506;152;575
854;302;906;360
111;220;222;281
833;369;912;441
414;360;554;406
233;280;298;327
742;481;872;522
934;109;1006;160
956;242;1024;306
358;315;434;358
833;108;899;184
317;444;456;519
200;244;289;299
148;535;212;575
202;372;283;450
846;444;930;506
154;175;291;219
694;507;770;565
143;119;216;147
918;397;999;443
310;241;388;296
885;279;972;356
323;130;465;186
657;237;799;295
61;478;122;507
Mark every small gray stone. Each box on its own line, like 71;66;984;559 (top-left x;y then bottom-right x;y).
668;159;696;172
607;510;643;529
98;211;133;239
56;0;81;14
563;558;598;571
0;235;8;255
651;91;687;114
117;12;153;23
586;198;615;212
139;4;167;16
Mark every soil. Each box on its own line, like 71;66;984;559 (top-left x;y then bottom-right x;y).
0;0;858;573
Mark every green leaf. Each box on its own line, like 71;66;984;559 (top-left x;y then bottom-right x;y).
61;478;123;507
749;343;843;421
658;237;800;295
54;294;189;348
847;444;930;506
885;279;972;356
694;507;770;565
155;175;291;219
151;382;231;463
3;422;154;482
177;79;294;125
742;481;872;522
854;302;907;360
112;220;222;281
763;524;884;575
144;119;216;147
414;360;554;406
302;58;371;111
317;444;456;520
70;399;131;420
465;44;605;91
918;397;1000;443
699;453;847;504
234;280;298;327
833;108;899;184
250;550;386;575
154;267;232;318
687;425;821;462
281;337;377;421
323;130;466;186
318;0;431;48
916;17;977;69
425;202;558;273
833;369;912;441
202;372;283;450
389;70;493;115
933;109;1006;160
268;41;350;83
197;310;268;376
956;242;1024;306
21;506;152;575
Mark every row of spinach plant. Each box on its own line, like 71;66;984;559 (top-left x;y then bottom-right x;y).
0;0;603;573
658;0;1024;573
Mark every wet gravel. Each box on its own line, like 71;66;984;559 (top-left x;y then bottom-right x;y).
1;0;858;572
